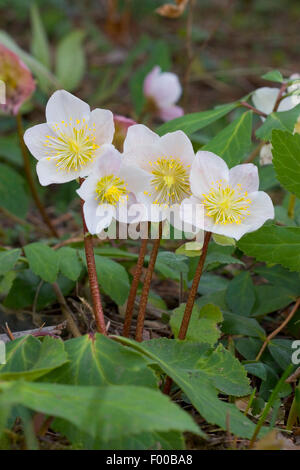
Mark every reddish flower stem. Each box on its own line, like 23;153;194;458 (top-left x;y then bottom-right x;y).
135;222;163;342
79;178;107;335
163;231;212;396
123;237;149;337
16;113;59;238
240;101;267;118
273;82;288;112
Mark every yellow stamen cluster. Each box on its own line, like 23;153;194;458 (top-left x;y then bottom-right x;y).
203;181;251;225
147;157;191;207
44;118;99;172
95;175;128;206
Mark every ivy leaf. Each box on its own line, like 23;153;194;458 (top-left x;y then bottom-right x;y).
0;249;21;276
238;225;300;272
272;130;300;198
24;242;59;283
203;111;253;168
42;334;157;389
0;336;68;381
118;337;259;439
157;102;238;136
170;303;223;346
256;104;300;141
0;381;201;441
58;247;83;281
226;272;255;317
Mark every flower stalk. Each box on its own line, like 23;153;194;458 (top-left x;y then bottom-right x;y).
123;236;148;337
135;222;163;342
79;178;107;335
16;113;58;238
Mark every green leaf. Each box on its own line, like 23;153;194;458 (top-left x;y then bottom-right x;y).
0;336;68;381
238;225;300;272
0;249;21;276
0;381;201;441
222;312;266;339
30;3;50;68
261;70;284;83
118;337;259;439
155;251;189;280
258;164;279;191
203;111;253;168
157;102;238;136
203;243;244;271
252;284;296;317
55;30;85;91
58;247;83;281
24;242;59;283
226;272;255;317
170;303;223;346
42;334;157;389
94;255;130;305
254;265;300;295
272;130;300;198
213;234;236;246
0;164;29;218
175;242;203;258
256;104;300;141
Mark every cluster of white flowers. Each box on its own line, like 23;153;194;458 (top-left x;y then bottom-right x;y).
24;89;274;241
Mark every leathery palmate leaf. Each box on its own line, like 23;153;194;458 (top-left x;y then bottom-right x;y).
0;381;202;441
0;249;21;276
238;225;300;272
0;336;68;381
272;130;300;198
116;337;260;439
41;334;157;389
170;303;223;346
24;242;59;283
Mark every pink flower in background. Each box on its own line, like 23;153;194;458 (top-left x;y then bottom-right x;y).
0;44;35;115
113;114;136;151
143;66;184;122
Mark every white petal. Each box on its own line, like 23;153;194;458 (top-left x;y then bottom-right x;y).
159;130;195;167
190;151;229;198
84;199;114;235
252;87;279;115
88;108;114;146
119;163;152;195
145;68;182;108
36;156;91;185
123;124;160;154
159;105;184;122
23;123;56;161
277;95;300;112
76;173;99;201
46;90;90;124
180;196;205;229
229;164;259;193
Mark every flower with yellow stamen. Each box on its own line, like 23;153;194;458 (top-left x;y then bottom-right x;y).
180;151;274;240
24;90;114;185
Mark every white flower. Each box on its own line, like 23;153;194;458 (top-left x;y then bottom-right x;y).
143;66;184;122
77;146;150;235
122;124;195;227
252;74;300;117
259;143;273;166
24;90;114;185
181;151;274;240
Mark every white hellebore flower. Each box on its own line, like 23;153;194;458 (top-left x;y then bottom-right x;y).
252;74;300;117
143;66;184;122
122;124;195;227
24;90;114;185
181;151;274;241
77;146;150;235
259;143;273;166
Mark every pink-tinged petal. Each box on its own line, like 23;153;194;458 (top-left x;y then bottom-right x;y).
190;151;229;199
180;196;205;230
123;124;160;153
83;199;114;235
229;163;259;193
89;108;114;146
24;123;56;161
252;87;279;115
113;114;136;151
159;105;184;122
119;163;152;195
0;45;35;115
123;124;163;171
46;90;90;124
144;66;182;108
159;130;195;167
